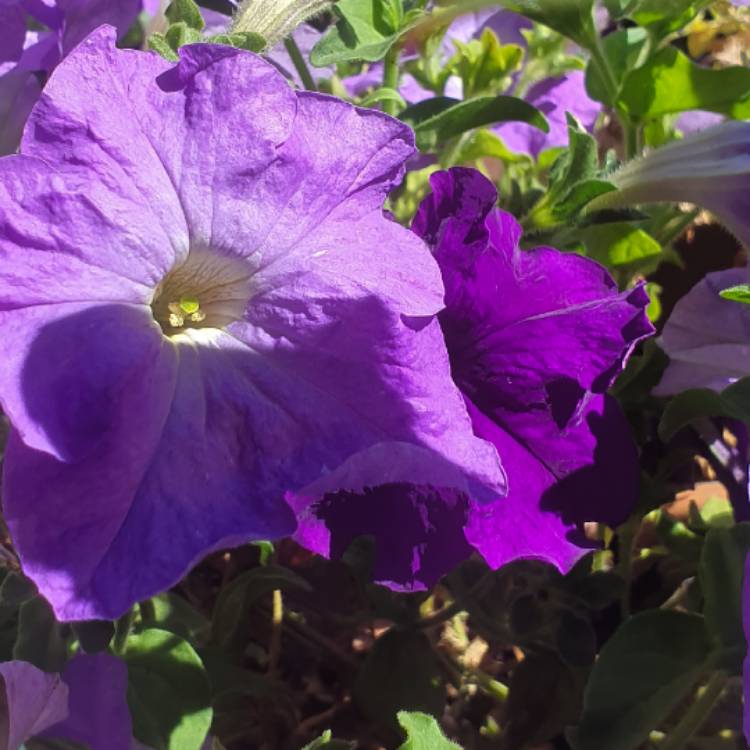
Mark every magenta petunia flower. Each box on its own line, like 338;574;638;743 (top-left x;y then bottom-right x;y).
0;0;142;155
0;29;506;620
0;653;133;750
295;168;652;586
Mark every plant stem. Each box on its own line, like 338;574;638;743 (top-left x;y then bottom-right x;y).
112;608;136;656
139;598;156;626
617;516;639;620
284;35;316;91
267;588;283;674
660;672;728;750
382;46;401;115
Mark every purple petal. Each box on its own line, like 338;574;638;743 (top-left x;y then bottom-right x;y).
0;660;69;749
42;653;132;750
0;5;27;65
656;268;750;395
297;484;473;591
495;72;601;157
414;168;652;568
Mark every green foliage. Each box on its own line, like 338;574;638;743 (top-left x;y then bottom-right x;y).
699;525;750;665
619;47;750;120
353;628;445;727
311;0;412;65
500;0;598;48
401;95;548;151
659;377;750;441
0;570;37;606
211;565;311;652
570;611;712;750
165;0;205;31
143;593;211;647
447;29;524;98
396;711;463;749
583;223;662;268
13;596;68;672
125;628;212;750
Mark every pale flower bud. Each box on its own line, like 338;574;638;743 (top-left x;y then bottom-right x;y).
232;0;334;49
589;121;750;248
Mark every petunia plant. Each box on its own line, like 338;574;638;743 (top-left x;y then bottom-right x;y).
0;0;748;749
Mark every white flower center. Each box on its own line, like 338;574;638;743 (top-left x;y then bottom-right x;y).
151;250;253;336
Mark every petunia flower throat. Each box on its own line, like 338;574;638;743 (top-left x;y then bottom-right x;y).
150;250;253;335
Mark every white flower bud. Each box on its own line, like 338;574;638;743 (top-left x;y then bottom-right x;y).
232;0;334;49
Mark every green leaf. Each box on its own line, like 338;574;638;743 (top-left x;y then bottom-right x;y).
0;571;37;606
13;597;68;672
583;223;662;267
585;27;648;105
448;29;523;98
310;0;408;66
396;711;462;750
148;33;180;61
359;86;407;109
658;377;750;441
619;47;750;120
569;610;711;750
631;0;713;38
146;593;210;646
206;32;266;53
211;565;311;650
354;628;444;727
72;620;115;654
719;284;750;305
452;128;530;163
164;22;203;51
500;0;597;48
165;0;205;31
125;628;212;750
410;95;548;151
699;525;750;661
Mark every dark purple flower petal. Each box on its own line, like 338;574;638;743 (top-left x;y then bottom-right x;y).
42;653;132;750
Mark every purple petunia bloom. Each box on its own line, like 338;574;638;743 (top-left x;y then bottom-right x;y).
0;0;142;155
0;29;506;621
294;168;653;587
0;653;134;750
655;267;750;395
495;71;601;157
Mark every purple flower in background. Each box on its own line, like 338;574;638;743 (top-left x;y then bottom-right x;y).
0;660;68;749
0;29;505;620
495;71;600;157
655;268;750;395
0;654;134;750
600;121;750;248
0;0;142;155
295;168;652;586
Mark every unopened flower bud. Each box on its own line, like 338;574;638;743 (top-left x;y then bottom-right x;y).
232;0;334;49
589;121;750;248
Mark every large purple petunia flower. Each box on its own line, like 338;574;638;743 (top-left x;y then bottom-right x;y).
294;168;652;587
0;653;134;750
0;0;142;155
0;29;506;621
